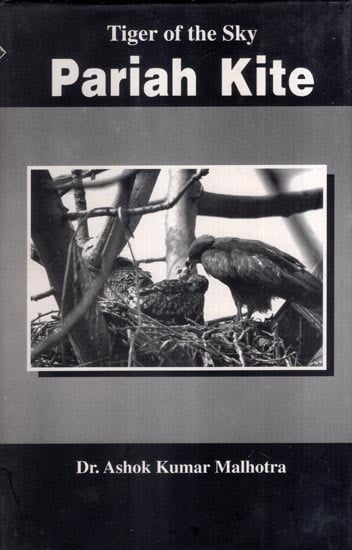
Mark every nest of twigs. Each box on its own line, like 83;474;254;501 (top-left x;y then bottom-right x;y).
31;301;303;368
31;312;78;368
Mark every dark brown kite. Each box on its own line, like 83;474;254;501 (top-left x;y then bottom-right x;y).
187;235;322;319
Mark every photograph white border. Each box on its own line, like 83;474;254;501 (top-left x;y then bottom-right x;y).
27;164;328;373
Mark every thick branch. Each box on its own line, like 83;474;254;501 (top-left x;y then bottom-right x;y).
31;263;114;362
85;177;134;269
31;170;109;364
124;169;161;233
198;188;322;218
166;169;199;278
32;171;161;362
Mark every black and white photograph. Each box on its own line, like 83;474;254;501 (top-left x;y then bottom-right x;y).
29;165;329;373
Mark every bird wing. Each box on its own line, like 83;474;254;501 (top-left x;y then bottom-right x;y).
202;241;321;303
202;247;285;288
214;237;306;271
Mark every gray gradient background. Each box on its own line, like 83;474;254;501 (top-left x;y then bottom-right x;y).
0;107;351;443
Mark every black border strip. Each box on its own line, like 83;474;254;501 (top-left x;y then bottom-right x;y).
1;443;350;550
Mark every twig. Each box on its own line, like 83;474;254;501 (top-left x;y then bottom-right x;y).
137;256;165;265
65;207;122;221
32;304;301;368
207;315;234;325
126;169;209;216
64;169;209;221
31;288;56;301
99;300;177;365
31;310;59;323
72;170;89;242
53;169;107;185
233;328;246;367
54;169;140;192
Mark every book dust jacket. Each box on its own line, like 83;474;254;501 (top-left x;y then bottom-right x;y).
0;1;351;548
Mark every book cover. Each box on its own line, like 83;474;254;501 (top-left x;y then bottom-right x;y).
0;2;351;548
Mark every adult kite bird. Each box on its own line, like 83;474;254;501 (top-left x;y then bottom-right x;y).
186;235;322;320
103;257;208;325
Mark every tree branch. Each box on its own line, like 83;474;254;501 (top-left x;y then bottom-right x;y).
64;169;208;221
65;185;322;222
65;208;120;220
165;169;199;278
84;178;134;269
31;170;110;364
198;188;323;218
127;169;208;216
259;168;322;267
31;261;115;362
32;171;161;363
53;169;107;186
72;169;89;243
83;169;160;270
31;288;56;301
137;256;165;265
54;169;140;192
